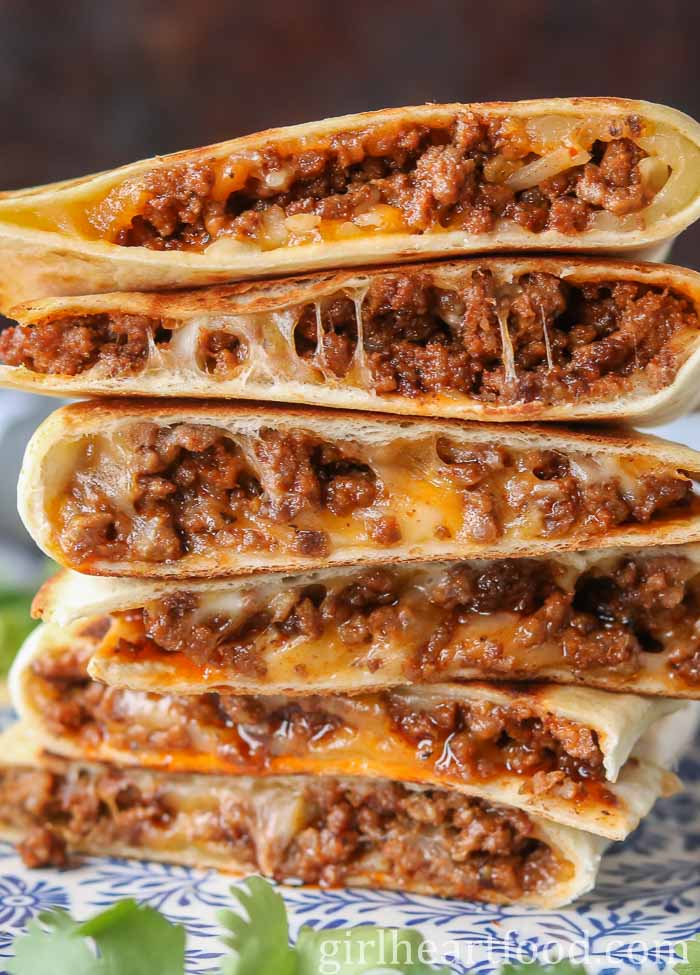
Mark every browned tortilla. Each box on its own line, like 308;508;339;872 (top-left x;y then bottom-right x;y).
1;98;699;309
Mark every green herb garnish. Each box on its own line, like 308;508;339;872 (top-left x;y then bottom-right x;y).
220;877;452;974
218;875;297;975
7;875;700;974
7;899;185;974
0;586;36;676
675;933;700;975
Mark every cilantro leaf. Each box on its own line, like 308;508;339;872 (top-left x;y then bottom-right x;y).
7;910;98;975
217;878;452;974
217;876;297;975
7;900;185;975
296;924;453;973
0;590;37;676
77;899;185;975
675;933;700;975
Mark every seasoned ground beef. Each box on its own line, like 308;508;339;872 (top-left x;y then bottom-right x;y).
0;766;561;901
5;268;696;415
106;553;700;691
57;423;383;565
199;329;247;376
53;420;695;569
28;649;607;797
17;825;68;868
0;764;253;868
278;778;559;897
97;113;658;252
0;314;166;376
385;694;605;800
0;766;178;850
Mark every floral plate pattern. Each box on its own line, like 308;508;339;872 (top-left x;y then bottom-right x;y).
0;703;699;974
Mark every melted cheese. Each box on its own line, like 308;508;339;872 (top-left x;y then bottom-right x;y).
27;658;614;813
4;114;695;244
87;548;700;698
50;417;694;576
1;759;569;903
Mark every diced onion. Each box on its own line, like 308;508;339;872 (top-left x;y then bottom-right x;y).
524;116;580;153
258;205;290;246
353;210;384;227
505;148;591;192
204;236;253;257
638;156;671;195
636;129;700;222
285;213;321;234
264;166;294;191
588;210;639;233
483;155;523;184
353;205;401;229
336;220;363;238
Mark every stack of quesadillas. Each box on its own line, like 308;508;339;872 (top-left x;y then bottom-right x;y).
1;98;700;909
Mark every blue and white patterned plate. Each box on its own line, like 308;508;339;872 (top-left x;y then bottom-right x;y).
0;697;699;975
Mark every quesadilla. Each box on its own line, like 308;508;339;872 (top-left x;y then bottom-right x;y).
3;257;700;425
11;622;680;839
34;545;700;699
0;98;699;309
0;724;606;907
18;400;700;578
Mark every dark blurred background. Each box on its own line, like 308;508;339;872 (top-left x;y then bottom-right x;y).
0;0;698;586
1;0;699;265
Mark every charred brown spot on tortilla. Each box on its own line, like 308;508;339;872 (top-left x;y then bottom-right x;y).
4;267;697;416
83;113;666;252
27;645;613;805
50;419;696;571
0;764;565;902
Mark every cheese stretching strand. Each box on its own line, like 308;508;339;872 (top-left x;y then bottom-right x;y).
2;258;700;424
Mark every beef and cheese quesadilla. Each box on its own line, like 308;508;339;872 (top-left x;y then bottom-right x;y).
35;545;700;699
3;257;700;425
11;622;680;838
18;401;700;578
0;98;699;310
0;724;606;908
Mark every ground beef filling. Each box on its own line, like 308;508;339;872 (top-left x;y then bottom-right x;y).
57;424;381;564
277;778;560;896
54;423;695;567
384;695;606;801
0;765;253;869
104;555;700;689
0;767;560;901
418;554;700;684
104;113;657;252
4;271;695;410
0;314;167;376
28;650;606;800
334;272;696;403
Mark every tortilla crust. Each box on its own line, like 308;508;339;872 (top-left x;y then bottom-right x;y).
18;400;700;579
0;98;699;309
2;256;700;425
0;722;607;908
11;621;681;840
